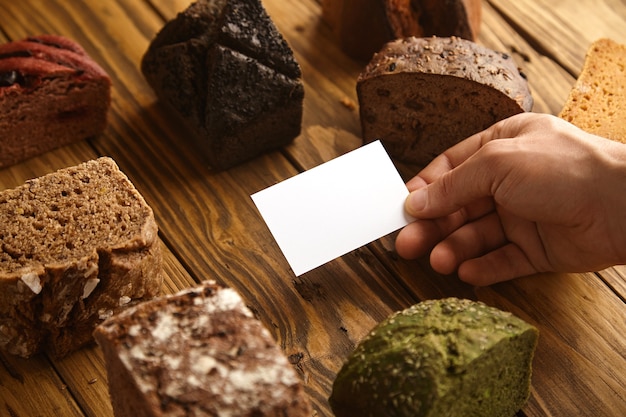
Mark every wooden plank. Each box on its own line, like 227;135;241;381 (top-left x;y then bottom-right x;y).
488;0;626;75
1;352;84;417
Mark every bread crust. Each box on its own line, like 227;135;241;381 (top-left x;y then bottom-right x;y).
0;157;162;358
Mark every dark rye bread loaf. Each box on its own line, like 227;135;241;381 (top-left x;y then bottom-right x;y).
94;281;313;417
358;36;533;167
141;0;304;170
330;298;539;417
0;35;111;168
322;0;482;60
0;157;162;358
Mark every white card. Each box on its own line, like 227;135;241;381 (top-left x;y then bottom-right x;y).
251;140;414;276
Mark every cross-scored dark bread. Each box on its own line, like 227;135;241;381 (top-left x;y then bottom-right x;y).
141;0;304;170
94;281;313;417
0;157;162;358
0;35;111;168
358;36;533;167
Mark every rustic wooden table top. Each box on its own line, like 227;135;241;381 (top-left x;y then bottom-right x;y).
1;0;625;416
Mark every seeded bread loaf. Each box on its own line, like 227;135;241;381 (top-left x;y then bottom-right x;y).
330;298;539;417
357;36;533;167
0;35;111;168
0;157;162;358
141;0;304;170
322;0;482;60
94;281;313;417
559;38;626;143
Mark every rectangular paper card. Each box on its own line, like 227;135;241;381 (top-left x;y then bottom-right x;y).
251;140;414;276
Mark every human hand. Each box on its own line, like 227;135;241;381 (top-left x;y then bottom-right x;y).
395;113;626;285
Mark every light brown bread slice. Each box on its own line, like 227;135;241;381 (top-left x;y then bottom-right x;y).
357;36;533;167
559;38;626;143
0;157;162;358
94;281;313;417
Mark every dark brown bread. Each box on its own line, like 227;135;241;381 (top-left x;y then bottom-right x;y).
94;281;313;417
0;157;162;358
358;36;533;167
0;35;111;168
141;0;304;170
322;0;482;60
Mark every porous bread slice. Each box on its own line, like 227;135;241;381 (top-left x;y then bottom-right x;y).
357;36;533;167
329;298;539;417
93;281;313;417
0;157;162;357
559;38;626;143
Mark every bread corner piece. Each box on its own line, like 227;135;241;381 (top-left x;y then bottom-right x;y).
357;36;533;167
329;297;539;417
141;0;304;170
0;157;162;358
93;281;313;417
559;38;626;143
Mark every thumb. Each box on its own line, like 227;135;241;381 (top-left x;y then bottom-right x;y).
405;156;495;219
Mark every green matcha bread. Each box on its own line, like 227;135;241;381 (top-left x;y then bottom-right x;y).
329;297;539;417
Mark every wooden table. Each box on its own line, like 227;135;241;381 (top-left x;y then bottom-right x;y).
1;0;625;416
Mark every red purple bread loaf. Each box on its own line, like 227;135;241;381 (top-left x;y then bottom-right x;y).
0;35;111;168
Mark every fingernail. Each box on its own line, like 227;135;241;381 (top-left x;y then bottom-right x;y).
406;188;427;214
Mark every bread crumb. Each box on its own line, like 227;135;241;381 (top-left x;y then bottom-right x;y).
340;97;356;110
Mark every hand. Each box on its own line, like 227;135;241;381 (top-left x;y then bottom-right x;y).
395;113;626;285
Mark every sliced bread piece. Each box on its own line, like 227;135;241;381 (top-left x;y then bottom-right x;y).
559;38;626;143
0;35;111;168
0;157;162;358
93;281;313;417
357;36;533;167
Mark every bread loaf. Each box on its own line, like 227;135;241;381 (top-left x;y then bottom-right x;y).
94;281;313;417
0;35;111;168
322;0;482;60
141;0;304;170
559;38;626;143
357;36;533;167
0;157;162;358
330;298;539;417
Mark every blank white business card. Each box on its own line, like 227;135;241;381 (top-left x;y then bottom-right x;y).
251;140;413;276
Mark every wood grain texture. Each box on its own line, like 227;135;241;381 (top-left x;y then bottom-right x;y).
0;0;625;416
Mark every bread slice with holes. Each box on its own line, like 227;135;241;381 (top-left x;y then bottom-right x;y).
0;157;162;358
357;36;533;167
559;38;626;143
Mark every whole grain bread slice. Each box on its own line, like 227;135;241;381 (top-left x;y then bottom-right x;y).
559;38;626;143
0;157;162;358
357;36;533;167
